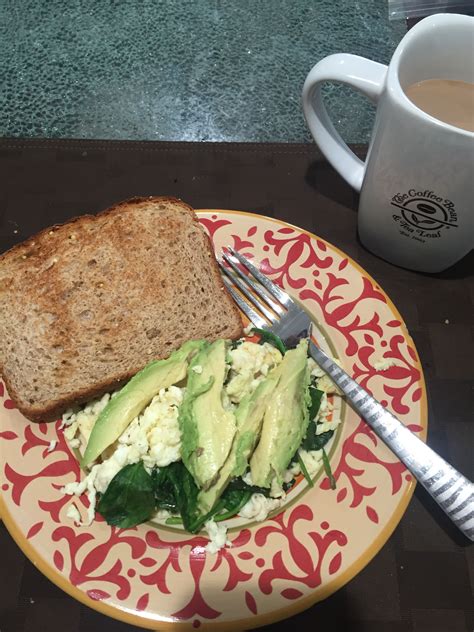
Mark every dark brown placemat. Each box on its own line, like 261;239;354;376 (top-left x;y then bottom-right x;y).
0;139;472;632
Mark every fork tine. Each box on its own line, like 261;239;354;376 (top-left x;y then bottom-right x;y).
227;246;293;307
221;276;267;329
221;252;285;316
219;261;278;323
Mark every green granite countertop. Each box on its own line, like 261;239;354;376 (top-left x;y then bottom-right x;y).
0;1;405;142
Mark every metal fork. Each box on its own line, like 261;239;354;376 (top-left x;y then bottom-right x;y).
219;246;474;541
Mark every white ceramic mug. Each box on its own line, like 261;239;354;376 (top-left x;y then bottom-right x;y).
302;14;474;273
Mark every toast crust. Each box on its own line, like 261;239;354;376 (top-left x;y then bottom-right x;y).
0;196;192;262
0;197;242;422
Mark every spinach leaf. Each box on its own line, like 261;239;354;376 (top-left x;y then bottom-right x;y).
302;427;334;451
172;463;201;531
296;452;314;487
151;467;178;511
250;328;286;355
300;386;333;451
222;477;270;497
308;387;324;421
152;461;202;533
212;489;253;522
97;462;155;528
210;478;269;522
322;448;337;489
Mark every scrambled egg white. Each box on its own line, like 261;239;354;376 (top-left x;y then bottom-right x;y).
62;392;112;444
308;356;342;394
238;493;282;522
225;341;283;403
204;520;231;554
372;357;397;371
47;439;57;452
65;502;82;525
119;386;183;469
290;448;324;477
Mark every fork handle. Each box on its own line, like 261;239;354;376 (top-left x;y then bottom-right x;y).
309;341;474;541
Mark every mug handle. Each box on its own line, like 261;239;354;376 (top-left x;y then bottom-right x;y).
302;53;387;192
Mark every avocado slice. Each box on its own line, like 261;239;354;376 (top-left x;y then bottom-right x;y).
198;368;280;513
81;339;206;468
250;339;310;488
179;339;237;490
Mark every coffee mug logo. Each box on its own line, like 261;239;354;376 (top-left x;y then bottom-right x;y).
391;189;458;241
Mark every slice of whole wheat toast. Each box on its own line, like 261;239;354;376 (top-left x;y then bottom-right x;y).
0;197;242;422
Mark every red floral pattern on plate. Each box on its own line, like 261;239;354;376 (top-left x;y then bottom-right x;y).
0;211;427;630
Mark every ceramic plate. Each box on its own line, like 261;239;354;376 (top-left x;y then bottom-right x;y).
0;210;427;630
